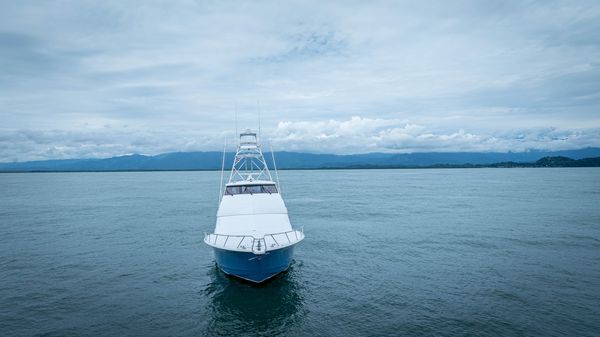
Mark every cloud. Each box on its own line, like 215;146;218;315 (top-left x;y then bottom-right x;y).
2;117;599;162
268;116;600;154
0;1;600;160
0;127;227;162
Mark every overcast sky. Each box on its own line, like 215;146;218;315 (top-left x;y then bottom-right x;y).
1;0;600;161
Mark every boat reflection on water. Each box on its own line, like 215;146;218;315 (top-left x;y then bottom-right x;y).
203;261;306;335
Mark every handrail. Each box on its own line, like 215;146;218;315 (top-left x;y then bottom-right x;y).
204;228;304;253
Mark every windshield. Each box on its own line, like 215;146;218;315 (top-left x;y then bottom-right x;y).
225;184;278;195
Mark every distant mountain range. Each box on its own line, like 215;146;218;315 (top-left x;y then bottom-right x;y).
1;148;600;172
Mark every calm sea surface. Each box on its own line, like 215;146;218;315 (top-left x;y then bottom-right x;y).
1;169;599;336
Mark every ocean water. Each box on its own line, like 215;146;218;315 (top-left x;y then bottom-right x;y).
1;169;599;337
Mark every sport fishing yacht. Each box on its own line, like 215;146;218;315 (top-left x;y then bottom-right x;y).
204;129;304;283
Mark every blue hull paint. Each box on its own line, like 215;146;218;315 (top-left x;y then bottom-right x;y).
213;246;295;283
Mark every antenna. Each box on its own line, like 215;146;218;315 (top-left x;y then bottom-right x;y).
257;100;261;143
218;138;227;204
270;141;282;196
234;103;238;137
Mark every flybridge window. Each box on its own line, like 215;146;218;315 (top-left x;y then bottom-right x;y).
225;184;278;195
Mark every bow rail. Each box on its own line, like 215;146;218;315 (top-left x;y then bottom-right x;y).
204;228;304;255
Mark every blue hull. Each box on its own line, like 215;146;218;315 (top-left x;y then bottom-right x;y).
213;245;295;283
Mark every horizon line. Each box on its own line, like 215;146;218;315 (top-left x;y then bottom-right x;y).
2;146;600;164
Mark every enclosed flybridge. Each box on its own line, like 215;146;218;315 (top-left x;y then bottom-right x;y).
204;129;304;283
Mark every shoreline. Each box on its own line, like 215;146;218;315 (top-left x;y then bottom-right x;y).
2;165;599;173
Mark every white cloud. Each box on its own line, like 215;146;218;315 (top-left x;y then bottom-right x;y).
0;127;225;162
1;1;600;160
4;117;599;162
267;116;600;154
